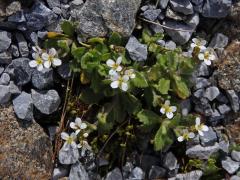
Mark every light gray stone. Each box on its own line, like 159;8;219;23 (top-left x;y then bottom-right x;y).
52;166;69;180
0;31;11;53
165;40;176;50
105;167;123;180
230;175;240;180
226;90;239;112
221;157;240;174
0;73;10;85
0;85;11;105
69;161;89;180
204;86;220;101
170;0;194;15
163;152;178;171
197;62;210;77
143;9;162;21
15;33;29;57
0;51;12;65
199;127;218;146
59;145;79;165
232;151;240;162
209;33;229;49
195;78;210;90
32;68;54;90
57;63;72;80
217;104;231;114
170;170;203;180
219;140;229;154
148;166;166;179
129;167;145;180
180;99;191;116
159;0;170;9
9;81;21;95
186;13;200;28
10;45;19;58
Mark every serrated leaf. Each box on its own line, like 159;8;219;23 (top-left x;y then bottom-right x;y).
108;32;122;46
154;124;173;151
173;76;190;99
88;37;105;44
71;46;86;60
61;21;75;37
154;78;170;95
137;109;161;126
132;72;148;88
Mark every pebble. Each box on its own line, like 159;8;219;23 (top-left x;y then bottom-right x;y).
204;86;220;101
0;31;12;53
221;157;240;174
0;73;10;85
209;33;229;49
0;85;11;105
199;127;218;146
69;161;90;180
170;0;194;15
226;90;239;112
232;151;240;162
59;144;79;165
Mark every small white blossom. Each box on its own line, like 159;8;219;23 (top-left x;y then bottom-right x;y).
70;117;87;135
160;100;177;119
61;132;77;149
177;130;195;142
42;48;62;68
124;69;136;79
110;73;129;91
106;57;123;75
191;38;207;52
195;117;209;136
29;46;44;71
78;140;92;156
198;48;216;66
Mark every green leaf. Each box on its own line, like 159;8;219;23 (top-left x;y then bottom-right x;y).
173;76;190;99
137;110;161;126
71;47;86;60
121;93;142;115
58;40;70;56
154;78;170;95
97;111;113;134
80;88;103;104
61;21;75;37
142;28;152;44
108;32;122;46
88;37;105;44
132;72;148;88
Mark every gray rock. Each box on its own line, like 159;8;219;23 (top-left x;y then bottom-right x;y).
180;99;191;116
105;168;123;180
186;13;200;28
226;90;239;112
156;39;166;46
0;73;10;85
143;9;162;21
191;0;204;4
10;45;19;58
186;143;220;159
15;33;29;57
5;58;32;86
194;98;213;117
195;78;210;90
170;170;203;180
221;157;240;174
57;63;72;80
32;68;54;90
204;86;220;101
217;104;231;114
232;151;240;162
0;31;11;53
219;140;229;154
9;81;21;95
165;7;187;21
31;89;61;115
0;67;4;75
52;166;69;180
59;145;79;165
209;33;229;49
0;85;11;105
230;175;240;180
163;152;178;171
165;40;176;50
126;36;148;61
69;161;90;180
202;0;232;18
163;20;194;45
170;0;194;15
13;92;33;121
208;109;224;126
8;10;26;23
29;32;38;45
159;0;170;9
37;31;48;39
217;93;229;104
25;2;58;31
193;89;204;98
47;126;58;141
199;127;218;146
0;51;12;65
150;21;164;34
122;162;134;178
129;167;145;180
52;7;62;15
46;0;61;9
197;62;210;77
148;166;166;179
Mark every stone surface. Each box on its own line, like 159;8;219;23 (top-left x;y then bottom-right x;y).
199;127;218;146
32;68;54;90
10;44;19;57
13;92;33;121
232;151;240;162
15;32;29;57
209;33;229;49
180;99;191;116
165;40;176;50
0;1;21;18
9;81;21;95
204;86;220;101
0;72;10;85
105;167;123;180
159;0;170;9
221;157;240;174
57;63;72;80
0;106;53;179
52;166;69;180
129;167;145;180
0;85;11;105
169;170;203;180
195;78;210;90
126;36;148;61
217;104;231;115
0;31;11;53
170;0;194;15
59;145;80;165
69;161;90;180
148;166;166;179
0;51;12;65
226;90;239;113
143;9;162;21
163;152;178;171
31;89;61;115
230;175;240;180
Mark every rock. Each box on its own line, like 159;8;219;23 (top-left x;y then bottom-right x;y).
57;63;72;80
165;7;187;21
52;166;69;180
163;19;194;45
29;32;38;45
165;40;176;50
150;21;164;34
46;0;61;9
226;90;239;113
156;39;166;46
69;161;90;180
163;152;178;171
47;126;58;141
0;106;53;179
13;92;33;121
31;89;61;115
159;0;170;9
0;67;4;75
0;85;11;105
10;44;19;57
202;0;232;18
186;13;200;28
208;109;224;126
216;93;229;104
15;32;29;57
199;127;218;146
195;78;210;90
8;10;26;23
170;170;203;180
218;104;231;115
0;51;12;65
9;81;21;95
193;89;204;98
75;0;141;37
232;151;240;162
122;162;134;178
59;145;79;165
170;0;194;15
32;68;54;90
143;9;162;21
230;175;240;180
209;33;229;49
194;98;213;117
197;62;210;77
0;31;11;53
221;157;240;174
5;58;32;86
204;86;220;101
148;166;166;179
129;167;145;180
219;140;229;154
0;72;10;85
180;99;191;116
186;143;220;159
25;1;58;31
0;1;21;18
105;167;123;180
126;36;148;61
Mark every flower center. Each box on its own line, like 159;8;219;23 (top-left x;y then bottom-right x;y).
204;52;210;59
163;105;172;113
49;56;54;62
36;57;43;65
113;63;119;70
67;137;73;144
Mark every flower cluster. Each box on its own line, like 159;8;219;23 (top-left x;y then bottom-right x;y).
61;117;91;156
190;38;216;66
106;57;136;91
29;46;62;71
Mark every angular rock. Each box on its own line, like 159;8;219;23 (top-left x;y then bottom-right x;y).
13;92;33;121
208;109;224;126
46;0;61;9
0;31;11;53
195;78;210;90
126;36;148;61
170;0;194;15
197;62;210;77
57;63;72;80
165;40;176;50
202;0;232;18
8;10;26;23
204;86;220;101
9;81;21;95
47;126;58;141
143;9;162;21
59;145;79;165
232;151;240;162
180;99;191;116
10;44;19;57
163;152;178;171
218;104;231;115
193;88;204;98
31;89;61;115
165;7;187;21
226;90;239;113
32;68;54;90
209;33;229;49
122;162;134;178
148;166;166;179
221;157;240;174
169;170;203;180
69;161;90;180
159;0;170;9
105;167;123;180
0;66;4;75
0;85;11;105
0;106;53;179
0;1;21;18
199;127;218;146
15;32;29;57
186;143;220;159
219;140;229;154
0;51;12;65
52;166;69;180
129;167;145;180
230;175;240;180
186;13;200;28
0;72;10;85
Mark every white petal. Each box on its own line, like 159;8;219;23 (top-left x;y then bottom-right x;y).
109;69;117;76
166;112;174;119
116;56;122;64
200;46;206;51
32;53;37;59
80;122;87;129
106;59;115;67
75;129;81;135
77;144;82;148
177;136;184;142
37;64;44;71
49;48;57;56
171;106;177;112
130;74;136;79
70;132;77;139
160;107;165;114
111;81;119;89
192;38;197;43
198;53;204;60
121;82;128;91
209;54;216;61
190;43;196;48
75;117;82;126
195;117;201;126
70;122;77;130
42;53;49;61
122;75;129;82
44;61;51;68
116;66;122;72
63;142;70;150
29;60;38;68
83;141;91;150
71;141;77;149
188;132;195;139
61;132;69;140
53;58;62;66
32;46;37;52
165;100;170;106
198;130;204;136
201;40;207;46
204;59;211;66
83;133;89;138
202;125;209;131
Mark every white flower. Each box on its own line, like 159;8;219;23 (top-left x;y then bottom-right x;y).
191;38;207;52
124;69;136;79
160;100;177;119
29;46;44;71
110;73;129;91
198;48;216;66
61;132;77;149
70;117;87;135
195;117;209;136
177;130;195;142
106;57;123;75
42;48;62;68
77;140;92;156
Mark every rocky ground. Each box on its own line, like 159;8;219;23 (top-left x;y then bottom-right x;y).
0;0;240;179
